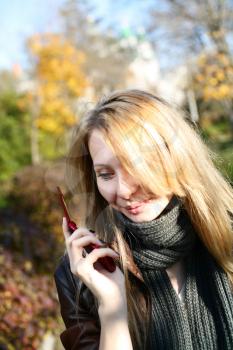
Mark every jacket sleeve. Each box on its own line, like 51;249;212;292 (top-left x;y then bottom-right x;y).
54;254;100;350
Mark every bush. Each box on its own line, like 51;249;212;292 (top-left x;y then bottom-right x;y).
0;162;70;273
0;248;60;350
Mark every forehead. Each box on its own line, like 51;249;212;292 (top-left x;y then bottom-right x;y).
88;129;119;167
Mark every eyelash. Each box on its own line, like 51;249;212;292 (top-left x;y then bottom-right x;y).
97;173;113;180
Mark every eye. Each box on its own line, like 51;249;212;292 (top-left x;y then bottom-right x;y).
97;173;113;180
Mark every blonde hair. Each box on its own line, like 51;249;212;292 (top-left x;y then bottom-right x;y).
66;89;233;349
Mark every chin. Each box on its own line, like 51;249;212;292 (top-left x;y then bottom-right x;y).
121;208;157;223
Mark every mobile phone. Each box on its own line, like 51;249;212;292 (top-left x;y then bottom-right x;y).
56;186;116;273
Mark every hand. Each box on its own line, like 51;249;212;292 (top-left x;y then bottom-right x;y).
62;217;128;318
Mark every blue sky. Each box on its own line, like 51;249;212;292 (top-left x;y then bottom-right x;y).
0;0;152;70
0;0;66;69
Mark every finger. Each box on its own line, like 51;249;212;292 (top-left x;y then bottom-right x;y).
66;227;95;245
69;235;105;252
66;235;105;262
62;218;94;242
85;247;119;265
62;217;70;240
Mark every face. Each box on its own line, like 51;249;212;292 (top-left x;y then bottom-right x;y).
88;129;173;223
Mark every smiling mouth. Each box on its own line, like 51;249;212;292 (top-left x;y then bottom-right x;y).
124;199;151;210
126;204;143;210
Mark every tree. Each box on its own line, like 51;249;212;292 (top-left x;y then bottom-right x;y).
193;51;233;133
26;33;89;163
0;70;31;182
148;0;233;60
145;0;233;132
60;0;136;95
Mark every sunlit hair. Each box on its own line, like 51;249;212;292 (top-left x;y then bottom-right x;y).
66;89;233;349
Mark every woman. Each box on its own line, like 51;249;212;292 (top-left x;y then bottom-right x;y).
54;89;233;350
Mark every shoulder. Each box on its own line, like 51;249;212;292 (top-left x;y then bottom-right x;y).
54;253;99;318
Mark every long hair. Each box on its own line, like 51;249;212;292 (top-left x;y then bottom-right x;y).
65;89;233;349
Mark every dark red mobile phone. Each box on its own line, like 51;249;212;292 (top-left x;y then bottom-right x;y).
56;186;116;273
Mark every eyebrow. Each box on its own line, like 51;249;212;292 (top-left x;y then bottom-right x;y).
94;163;109;168
94;159;120;169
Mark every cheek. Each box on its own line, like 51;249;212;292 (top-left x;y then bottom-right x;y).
97;181;115;202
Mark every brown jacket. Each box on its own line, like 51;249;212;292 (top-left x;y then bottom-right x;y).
54;244;143;350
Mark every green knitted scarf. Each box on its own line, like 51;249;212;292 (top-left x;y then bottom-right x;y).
115;196;233;349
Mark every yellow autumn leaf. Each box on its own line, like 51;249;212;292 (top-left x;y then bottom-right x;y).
216;70;225;81
218;84;230;97
209;77;218;86
27;32;90;134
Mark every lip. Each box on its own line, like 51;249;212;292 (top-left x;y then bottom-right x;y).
126;203;146;214
126;204;143;210
125;199;150;210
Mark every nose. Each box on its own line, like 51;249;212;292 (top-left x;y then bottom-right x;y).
116;170;139;199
